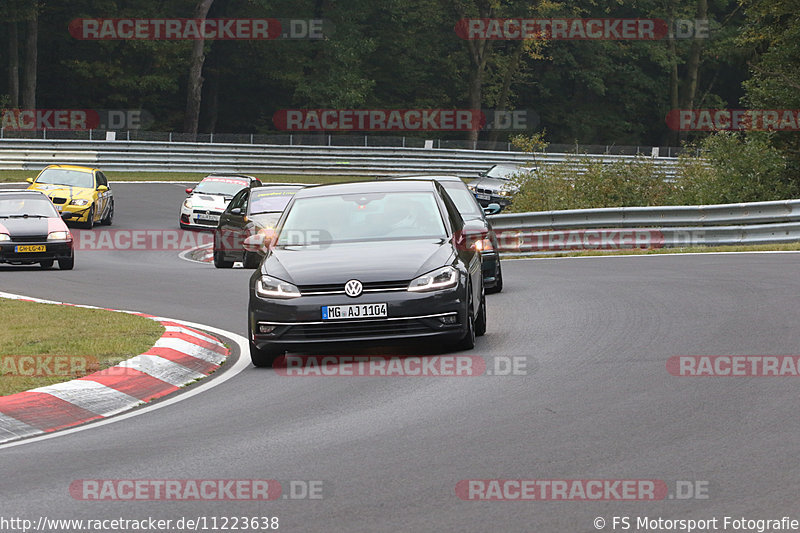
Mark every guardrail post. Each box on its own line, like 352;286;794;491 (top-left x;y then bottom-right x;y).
1;127;3;139
364;135;368;147
402;136;405;147
89;129;93;140
328;135;331;146
43;128;47;140
127;131;130;141
169;132;173;142
210;133;214;143
250;134;254;144
290;134;293;146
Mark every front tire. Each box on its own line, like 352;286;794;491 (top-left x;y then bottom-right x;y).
243;251;261;269
100;200;114;225
58;254;74;270
455;286;476;350
81;206;94;229
475;290;486;337
486;261;503;294
214;250;233;268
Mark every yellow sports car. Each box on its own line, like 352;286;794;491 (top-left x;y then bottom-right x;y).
27;165;114;229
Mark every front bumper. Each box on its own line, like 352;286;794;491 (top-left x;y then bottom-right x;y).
52;203;92;222
249;286;468;350
180;206;222;229
0;240;73;264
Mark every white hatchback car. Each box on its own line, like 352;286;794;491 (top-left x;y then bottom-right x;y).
179;174;262;230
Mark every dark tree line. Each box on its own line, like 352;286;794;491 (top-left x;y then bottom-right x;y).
0;0;795;154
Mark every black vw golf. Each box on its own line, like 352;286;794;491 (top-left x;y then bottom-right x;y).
248;180;486;367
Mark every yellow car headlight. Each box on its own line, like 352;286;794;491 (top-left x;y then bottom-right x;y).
70;199;90;206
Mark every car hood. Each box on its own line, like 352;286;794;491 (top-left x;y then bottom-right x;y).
30;184;93;200
0;217;66;237
261;238;455;285
468;176;519;193
190;194;230;210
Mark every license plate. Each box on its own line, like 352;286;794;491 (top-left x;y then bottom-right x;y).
476;193;491;201
195;214;219;222
15;245;46;253
322;303;388;320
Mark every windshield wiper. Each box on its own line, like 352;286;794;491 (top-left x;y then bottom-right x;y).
8;214;47;218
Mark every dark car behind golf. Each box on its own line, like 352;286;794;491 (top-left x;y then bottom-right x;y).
248;180;486;367
397;175;503;293
214;184;305;269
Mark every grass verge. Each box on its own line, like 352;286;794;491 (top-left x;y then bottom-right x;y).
0;299;164;396
0;170;374;184
504;242;800;259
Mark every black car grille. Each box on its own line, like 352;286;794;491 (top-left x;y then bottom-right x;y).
280;318;432;340
476;187;494;195
51;197;67;204
11;235;48;242
298;280;410;295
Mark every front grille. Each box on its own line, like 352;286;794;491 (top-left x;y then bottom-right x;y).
51;197;67;204
11;235;48;242
476;188;494;195
299;280;410;295
280;318;432;340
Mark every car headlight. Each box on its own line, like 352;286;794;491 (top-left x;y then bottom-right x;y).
255;275;301;299
183;199;193;209
0;234;10;241
498;190;510;197
408;266;459;292
474;238;494;252
70;199;90;206
47;231;70;241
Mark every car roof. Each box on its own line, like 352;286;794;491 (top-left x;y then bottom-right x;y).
0;190;48;197
294;179;438;198
40;164;98;173
205;173;257;180
394;175;464;183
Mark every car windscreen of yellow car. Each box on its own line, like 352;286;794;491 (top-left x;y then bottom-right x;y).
34;168;95;188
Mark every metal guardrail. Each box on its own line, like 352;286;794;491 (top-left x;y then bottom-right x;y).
487;199;800;254
0;138;682;177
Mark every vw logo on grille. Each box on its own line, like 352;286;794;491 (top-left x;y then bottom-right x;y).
344;279;363;298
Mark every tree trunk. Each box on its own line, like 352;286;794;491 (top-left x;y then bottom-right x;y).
22;7;37;110
681;0;708;109
8;22;19;107
488;41;524;144
183;0;215;135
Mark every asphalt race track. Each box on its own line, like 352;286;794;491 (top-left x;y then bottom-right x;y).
2;183;800;532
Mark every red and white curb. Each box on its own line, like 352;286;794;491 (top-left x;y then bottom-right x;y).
179;243;214;264
0;292;233;445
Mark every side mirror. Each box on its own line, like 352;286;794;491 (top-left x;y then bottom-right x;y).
483;203;501;215
185;188;194;194
243;233;271;255
97;185;108;192
26;178;34;184
61;212;74;220
230;208;242;215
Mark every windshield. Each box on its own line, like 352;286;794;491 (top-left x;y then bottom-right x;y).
35;168;95;188
485;165;519;180
442;182;482;217
250;189;296;214
277;191;446;245
194;177;250;196
0;197;59;218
